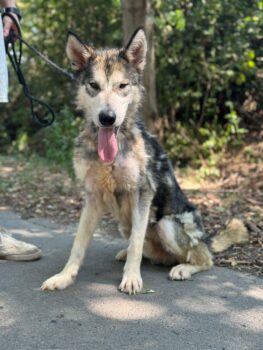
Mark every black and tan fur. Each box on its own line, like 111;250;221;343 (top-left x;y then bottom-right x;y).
41;29;248;294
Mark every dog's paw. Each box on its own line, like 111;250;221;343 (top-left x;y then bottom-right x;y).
169;264;192;280
115;249;127;262
119;272;143;295
40;273;74;291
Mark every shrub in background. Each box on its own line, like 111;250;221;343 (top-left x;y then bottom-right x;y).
155;0;262;167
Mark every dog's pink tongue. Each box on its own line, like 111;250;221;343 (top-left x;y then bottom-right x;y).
98;127;118;164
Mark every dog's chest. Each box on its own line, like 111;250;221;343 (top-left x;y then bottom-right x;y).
75;153;143;193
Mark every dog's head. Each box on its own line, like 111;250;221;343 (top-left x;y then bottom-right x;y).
66;28;147;164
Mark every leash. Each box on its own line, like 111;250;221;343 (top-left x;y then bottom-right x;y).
2;13;74;127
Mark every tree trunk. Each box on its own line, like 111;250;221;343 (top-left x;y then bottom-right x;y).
121;0;158;130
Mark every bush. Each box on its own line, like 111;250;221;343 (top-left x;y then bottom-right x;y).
32;106;82;171
155;0;262;166
10;106;82;173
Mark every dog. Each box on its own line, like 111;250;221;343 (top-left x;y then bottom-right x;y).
41;28;248;294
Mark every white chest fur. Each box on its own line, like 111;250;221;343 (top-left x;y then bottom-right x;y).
74;151;145;194
74;134;148;195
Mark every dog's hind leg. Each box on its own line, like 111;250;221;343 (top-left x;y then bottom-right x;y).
169;242;213;280
156;216;213;280
41;194;103;291
170;218;248;280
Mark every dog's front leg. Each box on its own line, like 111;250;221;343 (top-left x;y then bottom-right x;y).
41;194;103;291
119;189;152;294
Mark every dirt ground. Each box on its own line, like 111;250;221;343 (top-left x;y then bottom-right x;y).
0;140;262;277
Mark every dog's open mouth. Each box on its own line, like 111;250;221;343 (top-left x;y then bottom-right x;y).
98;127;119;164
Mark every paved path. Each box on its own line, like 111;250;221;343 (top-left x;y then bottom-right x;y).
0;210;262;350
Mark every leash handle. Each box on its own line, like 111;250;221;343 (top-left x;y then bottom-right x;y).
2;12;56;127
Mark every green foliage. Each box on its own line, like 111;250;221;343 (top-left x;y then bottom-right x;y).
155;0;262;167
155;0;262;115
165;103;248;176
10;106;82;173
32;106;82;171
0;0;262;173
0;0;121;168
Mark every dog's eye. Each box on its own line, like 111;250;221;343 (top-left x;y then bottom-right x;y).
89;82;100;91
119;83;129;89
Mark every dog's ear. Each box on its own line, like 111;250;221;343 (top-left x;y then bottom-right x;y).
124;28;147;72
66;31;94;71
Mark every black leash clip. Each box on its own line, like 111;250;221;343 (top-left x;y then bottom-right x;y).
2;12;55;127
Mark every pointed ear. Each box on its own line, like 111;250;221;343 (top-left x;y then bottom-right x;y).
124;28;147;72
66;31;94;71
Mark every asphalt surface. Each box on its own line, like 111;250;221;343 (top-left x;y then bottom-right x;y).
0;210;262;350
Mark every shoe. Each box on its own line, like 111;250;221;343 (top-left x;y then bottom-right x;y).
0;227;42;261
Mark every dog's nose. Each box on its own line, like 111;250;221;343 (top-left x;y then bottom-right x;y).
99;109;116;126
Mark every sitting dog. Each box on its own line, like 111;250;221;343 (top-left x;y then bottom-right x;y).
41;28;248;294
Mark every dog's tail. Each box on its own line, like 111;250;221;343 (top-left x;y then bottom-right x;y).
208;219;248;253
